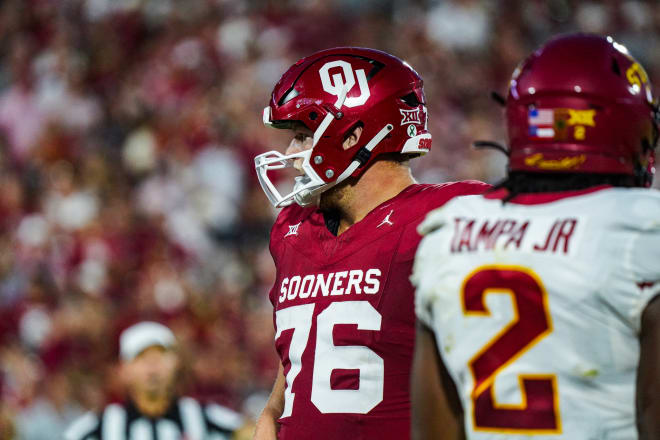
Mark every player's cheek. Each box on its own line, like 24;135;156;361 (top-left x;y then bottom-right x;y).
285;138;303;155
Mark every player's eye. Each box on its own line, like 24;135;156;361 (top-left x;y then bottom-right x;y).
294;133;311;143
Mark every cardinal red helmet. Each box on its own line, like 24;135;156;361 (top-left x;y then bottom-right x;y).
255;47;431;207
506;33;659;187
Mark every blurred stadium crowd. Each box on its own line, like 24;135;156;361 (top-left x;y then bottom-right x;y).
0;0;658;438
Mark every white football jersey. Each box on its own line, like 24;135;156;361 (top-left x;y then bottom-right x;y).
412;187;660;439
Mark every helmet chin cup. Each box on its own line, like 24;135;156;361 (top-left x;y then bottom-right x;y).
292;175;321;207
254;148;326;208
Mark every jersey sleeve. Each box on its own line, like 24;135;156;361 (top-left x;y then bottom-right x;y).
62;412;100;440
626;215;660;333
606;193;660;333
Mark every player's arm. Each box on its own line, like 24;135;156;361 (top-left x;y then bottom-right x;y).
252;362;286;440
637;296;660;440
412;321;465;440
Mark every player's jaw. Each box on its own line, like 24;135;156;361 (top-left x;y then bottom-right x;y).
319;176;355;213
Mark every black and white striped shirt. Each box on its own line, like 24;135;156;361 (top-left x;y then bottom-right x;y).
63;397;242;440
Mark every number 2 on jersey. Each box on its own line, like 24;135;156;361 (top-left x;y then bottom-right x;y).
462;265;561;434
275;301;384;417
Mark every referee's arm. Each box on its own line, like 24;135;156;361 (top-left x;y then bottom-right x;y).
63;411;101;440
205;402;245;439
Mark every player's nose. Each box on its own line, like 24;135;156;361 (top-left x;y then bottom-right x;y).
285;136;312;156
286;138;312;172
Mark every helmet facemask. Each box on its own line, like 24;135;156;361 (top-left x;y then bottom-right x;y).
256;84;350;207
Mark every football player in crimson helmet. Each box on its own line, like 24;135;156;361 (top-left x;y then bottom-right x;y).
412;34;660;440
253;48;488;440
255;47;432;210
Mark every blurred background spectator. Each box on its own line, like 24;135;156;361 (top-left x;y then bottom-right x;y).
0;0;658;438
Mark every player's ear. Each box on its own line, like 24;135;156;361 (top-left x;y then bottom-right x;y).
342;125;363;150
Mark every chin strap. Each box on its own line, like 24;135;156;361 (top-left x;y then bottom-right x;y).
336;124;394;180
294;123;395;207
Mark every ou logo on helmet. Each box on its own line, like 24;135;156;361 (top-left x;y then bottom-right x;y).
319;60;370;107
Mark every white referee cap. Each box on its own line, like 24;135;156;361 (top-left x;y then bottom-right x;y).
119;321;177;361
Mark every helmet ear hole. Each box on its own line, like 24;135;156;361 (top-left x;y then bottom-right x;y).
309;112;318;121
611;58;621;76
342;122;364;143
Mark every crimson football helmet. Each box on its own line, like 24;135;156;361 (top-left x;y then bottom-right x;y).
255;47;431;207
506;33;659;186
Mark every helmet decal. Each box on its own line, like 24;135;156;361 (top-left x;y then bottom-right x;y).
527;109;555;139
524;153;587;170
527;108;597;141
319;60;370;107
625;61;653;104
399;108;422;125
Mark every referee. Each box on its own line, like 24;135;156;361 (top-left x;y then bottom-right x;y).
64;321;244;440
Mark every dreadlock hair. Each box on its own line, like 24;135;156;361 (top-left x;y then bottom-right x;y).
494;172;636;202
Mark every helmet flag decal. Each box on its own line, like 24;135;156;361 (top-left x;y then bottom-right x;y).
528;108;597;141
319;61;370;107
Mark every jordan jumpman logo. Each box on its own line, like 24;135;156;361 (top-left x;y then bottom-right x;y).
377;210;394;228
